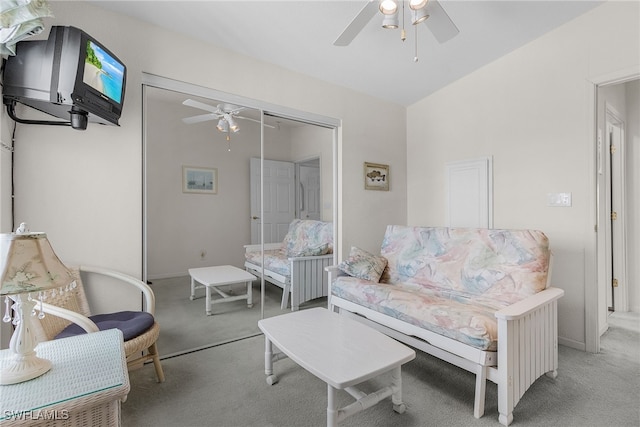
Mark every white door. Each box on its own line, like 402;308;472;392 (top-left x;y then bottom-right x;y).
607;113;627;312
298;164;321;220
250;157;295;244
446;157;493;228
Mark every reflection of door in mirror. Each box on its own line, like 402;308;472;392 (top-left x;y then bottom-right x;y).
297;159;321;221
250;158;295;244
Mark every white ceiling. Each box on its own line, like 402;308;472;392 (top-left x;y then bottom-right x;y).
89;0;603;107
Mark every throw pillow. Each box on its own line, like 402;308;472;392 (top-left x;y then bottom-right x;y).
338;246;387;282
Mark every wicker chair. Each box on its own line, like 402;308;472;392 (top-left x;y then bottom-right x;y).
31;265;165;383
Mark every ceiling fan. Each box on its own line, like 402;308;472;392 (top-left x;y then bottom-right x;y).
181;99;274;135
334;0;459;61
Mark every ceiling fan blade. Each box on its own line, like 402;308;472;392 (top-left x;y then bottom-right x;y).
182;99;221;114
333;0;379;46
236;115;276;129
423;0;459;43
182;113;218;124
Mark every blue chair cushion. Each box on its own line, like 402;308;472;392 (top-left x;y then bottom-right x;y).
55;311;155;341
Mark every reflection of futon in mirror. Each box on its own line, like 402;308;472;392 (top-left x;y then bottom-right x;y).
245;220;333;311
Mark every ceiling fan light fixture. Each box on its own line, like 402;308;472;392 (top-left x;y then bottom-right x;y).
216;118;228;132
382;13;399;29
379;0;397;15
409;0;428;10
225;115;240;133
411;8;429;25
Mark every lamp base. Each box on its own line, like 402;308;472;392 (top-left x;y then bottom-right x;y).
0;353;52;385
0;295;53;385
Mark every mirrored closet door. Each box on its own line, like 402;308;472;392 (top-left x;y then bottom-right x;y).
142;75;338;357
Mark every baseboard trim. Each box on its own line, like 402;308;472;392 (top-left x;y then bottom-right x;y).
559;336;586;351
147;272;188;280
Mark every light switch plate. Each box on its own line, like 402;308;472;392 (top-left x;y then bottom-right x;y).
547;192;572;207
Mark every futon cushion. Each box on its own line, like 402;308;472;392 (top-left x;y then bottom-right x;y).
55;311;155;341
245;249;291;276
332;276;502;351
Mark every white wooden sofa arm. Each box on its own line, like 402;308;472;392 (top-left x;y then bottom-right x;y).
494;286;564;426
38;302;99;334
79;265;156;315
495;287;564;320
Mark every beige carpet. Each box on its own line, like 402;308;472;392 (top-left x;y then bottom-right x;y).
149;275;326;357
122;312;640;427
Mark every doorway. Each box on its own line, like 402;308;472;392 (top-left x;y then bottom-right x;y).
595;78;640;348
250;158;295;244
605;108;626;313
296;158;321;221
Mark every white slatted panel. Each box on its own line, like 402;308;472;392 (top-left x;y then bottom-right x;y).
291;256;332;309
510;302;559;405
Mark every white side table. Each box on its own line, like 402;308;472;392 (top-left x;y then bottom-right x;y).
258;307;416;426
0;329;130;427
188;265;255;316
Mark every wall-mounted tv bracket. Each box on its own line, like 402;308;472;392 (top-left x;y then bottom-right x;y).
3;97;88;130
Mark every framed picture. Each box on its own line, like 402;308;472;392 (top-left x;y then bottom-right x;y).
364;162;389;191
182;166;217;194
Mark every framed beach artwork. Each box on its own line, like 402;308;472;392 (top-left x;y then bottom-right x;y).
364;162;389;191
183;166;217;194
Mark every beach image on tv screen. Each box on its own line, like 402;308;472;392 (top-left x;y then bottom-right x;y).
83;41;125;103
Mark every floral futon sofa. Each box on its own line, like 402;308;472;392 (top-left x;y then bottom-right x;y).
328;225;564;426
245;219;333;311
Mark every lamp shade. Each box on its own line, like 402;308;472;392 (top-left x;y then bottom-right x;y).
409;0;428;10
0;232;74;296
412;8;429;25
216;118;229;132
379;0;398;15
382;13;399;29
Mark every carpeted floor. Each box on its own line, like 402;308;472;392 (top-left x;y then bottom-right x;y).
150;275;326;357
123;309;639;427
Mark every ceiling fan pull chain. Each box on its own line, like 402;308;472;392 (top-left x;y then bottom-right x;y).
401;1;406;41
414;24;419;62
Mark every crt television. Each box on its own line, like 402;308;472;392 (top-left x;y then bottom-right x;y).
3;26;126;129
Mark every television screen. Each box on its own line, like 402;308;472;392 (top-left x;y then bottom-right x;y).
83;40;125;104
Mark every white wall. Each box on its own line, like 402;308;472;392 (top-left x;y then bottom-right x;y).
0;74;13;347
406;1;639;350
2;0;406;289
0;95;12;233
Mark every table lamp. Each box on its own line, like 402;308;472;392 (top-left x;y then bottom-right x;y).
0;223;75;385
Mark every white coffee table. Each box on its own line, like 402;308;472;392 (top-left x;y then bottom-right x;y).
258;307;416;427
188;265;255;316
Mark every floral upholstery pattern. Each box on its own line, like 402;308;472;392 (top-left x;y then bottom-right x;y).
245;220;333;277
244;249;291;276
332;226;551;351
283;219;333;257
338;246;387;282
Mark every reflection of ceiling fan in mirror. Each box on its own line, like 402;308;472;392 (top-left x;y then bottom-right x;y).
181;99;274;141
334;0;459;61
